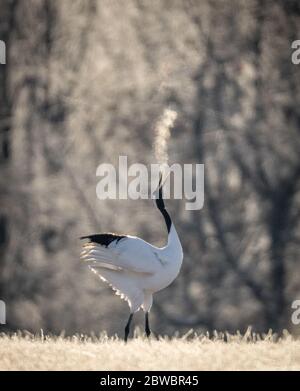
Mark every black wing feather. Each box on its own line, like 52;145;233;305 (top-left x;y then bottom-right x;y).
80;233;127;247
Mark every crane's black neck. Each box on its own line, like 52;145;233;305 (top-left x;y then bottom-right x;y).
155;174;172;234
159;207;172;234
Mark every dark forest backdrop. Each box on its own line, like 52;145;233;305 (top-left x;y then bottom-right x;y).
0;0;300;336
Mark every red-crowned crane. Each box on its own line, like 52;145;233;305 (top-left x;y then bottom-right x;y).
80;174;183;341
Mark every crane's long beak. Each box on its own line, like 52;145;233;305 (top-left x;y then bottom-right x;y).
152;171;163;198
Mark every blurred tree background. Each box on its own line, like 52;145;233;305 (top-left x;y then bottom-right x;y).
0;0;299;336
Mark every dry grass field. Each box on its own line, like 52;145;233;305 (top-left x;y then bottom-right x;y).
0;330;300;371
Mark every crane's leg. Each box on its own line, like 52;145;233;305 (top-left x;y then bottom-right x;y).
145;312;151;338
124;313;133;342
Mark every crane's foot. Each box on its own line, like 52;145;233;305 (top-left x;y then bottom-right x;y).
145;312;151;338
124;313;133;342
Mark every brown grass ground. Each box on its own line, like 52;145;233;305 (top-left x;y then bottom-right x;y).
0;330;299;371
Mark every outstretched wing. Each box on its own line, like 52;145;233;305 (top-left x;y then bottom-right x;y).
80;236;159;275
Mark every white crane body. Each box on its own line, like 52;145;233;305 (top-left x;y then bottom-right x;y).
80;174;183;340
